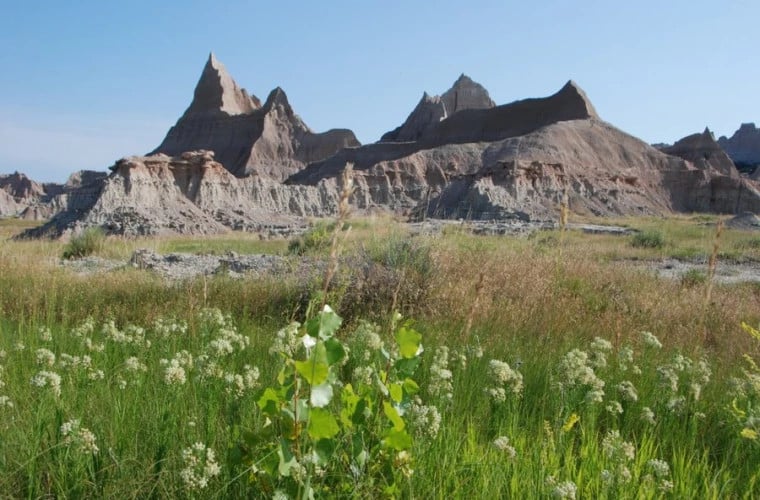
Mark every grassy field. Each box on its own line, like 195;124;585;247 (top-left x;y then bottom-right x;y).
0;215;759;498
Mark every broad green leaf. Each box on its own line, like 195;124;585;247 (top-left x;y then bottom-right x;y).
278;439;298;477
395;326;422;359
403;378;420;395
383;401;405;431
310;382;334;408
314;438;336;464
306;305;343;340
389;383;403;403
395;357;421;378
308;408;340;440
340;384;359;428
324;338;346;366
257;388;281;416
295;344;329;385
383;428;412;451
295;399;310;422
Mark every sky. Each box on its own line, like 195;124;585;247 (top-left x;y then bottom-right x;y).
1;0;758;182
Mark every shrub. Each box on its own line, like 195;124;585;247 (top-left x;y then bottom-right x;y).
680;268;708;287
630;230;665;249
62;227;105;260
288;221;338;256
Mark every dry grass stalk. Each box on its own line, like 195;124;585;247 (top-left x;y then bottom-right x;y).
702;219;724;344
320;164;355;310
461;271;486;343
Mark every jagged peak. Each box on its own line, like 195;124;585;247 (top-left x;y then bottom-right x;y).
555;80;599;119
740;122;757;131
183;53;260;118
263;86;291;110
440;74;495;115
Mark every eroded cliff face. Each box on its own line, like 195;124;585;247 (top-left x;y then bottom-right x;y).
22;151;341;238
152;54;359;180
0;171;107;220
718;123;760;167
289;81;760;221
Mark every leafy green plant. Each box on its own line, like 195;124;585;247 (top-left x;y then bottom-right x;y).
288;222;340;256
680;269;707;287
231;305;426;498
630;230;665;249
62;227;106;260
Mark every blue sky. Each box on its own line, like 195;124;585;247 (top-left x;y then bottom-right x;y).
1;1;757;182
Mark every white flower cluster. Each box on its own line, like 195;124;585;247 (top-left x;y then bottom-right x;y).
223;365;260;398
640;331;663;349
589;337;613;369
555;349;605;403
207;324;249;357
546;476;577;499
161;351;195;385
0;365;11;409
644;458;673;492
492;436;517;459
31;370;62;397
269;322;301;357
198;308;229;329
102;320;149;346
617;380;638;402
125;356;147;372
35;348;56;367
348;321;384;362
179;442;221;490
657;354;712;408
352;365;374;387
486;359;523;404
58;353;92;371
641;406;656;425
60;419;99;455
600;430;635;486
428;346;453;402
71;317;96;338
39;326;53;342
153;316;188;338
617;345;641;374
406;397;441;440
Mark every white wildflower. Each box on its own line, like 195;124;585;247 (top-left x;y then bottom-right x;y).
164;360;187;385
352;366;374;387
153;316;188;338
590;337;613;368
14;342;25;352
180;442;221;490
71;317;95;338
39;327;53;342
270;322;301;356
0;396;13;408
488;359;524;397
429;346;454;401
31;370;62;397
617;345;634;371
606;400;624;415
640;331;662;349
407;398;441;440
60;419;99;455
35;348;56;367
617;380;638;402
125;356;147;372
87;369;105;381
549;479;577;499
641;407;656;425
492;436;517;459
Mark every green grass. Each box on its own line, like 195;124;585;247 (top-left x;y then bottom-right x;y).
0;215;759;496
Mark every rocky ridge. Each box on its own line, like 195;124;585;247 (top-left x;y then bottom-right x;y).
22;151;341;238
151;53;359;180
718;123;760;170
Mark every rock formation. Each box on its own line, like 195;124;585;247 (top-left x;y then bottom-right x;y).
380;74;495;142
17;60;760;239
661;128;739;178
718;123;760;170
288;81;760;220
22;151;341;238
152;54;359;180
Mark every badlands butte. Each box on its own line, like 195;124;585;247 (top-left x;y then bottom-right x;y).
3;53;760;238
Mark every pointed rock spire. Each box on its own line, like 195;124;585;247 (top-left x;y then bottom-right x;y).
554;81;599;120
441;74;495;115
183;53;260;118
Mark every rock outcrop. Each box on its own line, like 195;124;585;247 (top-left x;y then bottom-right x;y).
380;74;495;142
289;82;760;220
152;54;360;180
718;123;760;169
661;128;739;178
21;151;342;238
